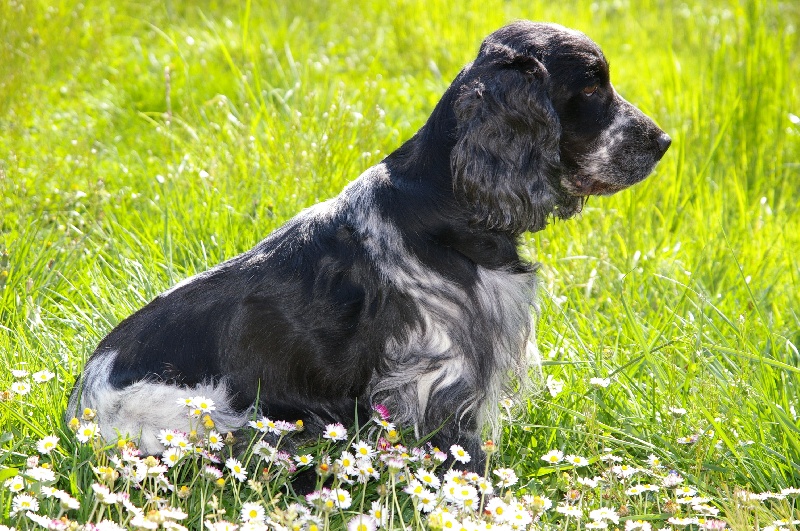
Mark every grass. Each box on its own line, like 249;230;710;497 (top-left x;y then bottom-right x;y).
1;0;799;528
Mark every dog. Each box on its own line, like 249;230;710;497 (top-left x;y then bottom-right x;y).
67;21;670;470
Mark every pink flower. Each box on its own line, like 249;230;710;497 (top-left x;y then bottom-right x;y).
372;403;391;420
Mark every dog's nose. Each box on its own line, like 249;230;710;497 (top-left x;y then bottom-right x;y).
656;133;672;154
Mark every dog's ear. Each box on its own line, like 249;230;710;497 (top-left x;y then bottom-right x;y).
451;46;573;234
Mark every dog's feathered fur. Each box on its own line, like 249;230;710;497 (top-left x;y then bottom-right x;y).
67;21;670;469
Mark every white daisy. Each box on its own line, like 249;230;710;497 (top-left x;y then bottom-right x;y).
330;488;352;509
565;454;589;467
225;457;247;481
36;435;59;455
323;423;347;441
347;514;378;531
32;370;56;383
10;381;30;396
450;444;471;464
240;501;266;523
415;468;441;489
541;449;564;464
75;422;100;443
493;467;519;487
191;396;216;412
352;440;376;459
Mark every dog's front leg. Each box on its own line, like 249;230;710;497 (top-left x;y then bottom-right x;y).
424;390;487;474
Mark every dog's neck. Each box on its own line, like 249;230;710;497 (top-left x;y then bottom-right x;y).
370;103;531;275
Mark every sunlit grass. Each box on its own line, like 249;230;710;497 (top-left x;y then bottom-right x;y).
1;0;799;528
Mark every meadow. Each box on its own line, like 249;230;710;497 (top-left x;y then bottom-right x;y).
1;0;799;529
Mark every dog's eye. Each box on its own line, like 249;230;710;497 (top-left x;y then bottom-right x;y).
582;84;598;96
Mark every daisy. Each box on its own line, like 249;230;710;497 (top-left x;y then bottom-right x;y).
32;370;56;383
36;435;59;455
577;476;600;488
273;419;298;434
585;521;609;529
241;502;266;523
556;504;582;518
226;457;248;481
589;377;611;387
493;467;518;487
206;430;224;451
330;488;352;509
647;454;663;468
565;454;589;467
474;477;494;495
372;403;390;420
415;491;438;513
693;503;720;516
176;397;194;408
353;460;379;483
91;483;120;504
347;514;378;531
26;466;56;483
248;416;273;433
52;489;81;510
699;519;728;529
11;369;28;379
432;448;448;463
662;471;684;487
352;440;376;459
369;501;388;526
546;374;564;397
323;422;347;441
253;440;277;460
75;422;100;443
25;513;55;528
416;468;441;489
485;498;510;522
337;451;358;475
668;517;699;526
202;466;223;480
446;483;479;509
676;485;697;497
206;521;239;531
507;503;534;526
373;417;396;431
158;430;183;447
625;484;645;496
526;495;553;513
162;447;184;468
10;381;30;396
4;475;25;492
191;396;216;412
541;449;564;464
93;521;126;531
404;479;427;497
589;507;620;524
450;444;471;464
611;464;640;479
294;454;314;466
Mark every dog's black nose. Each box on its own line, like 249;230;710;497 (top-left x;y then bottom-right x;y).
656;133;672;154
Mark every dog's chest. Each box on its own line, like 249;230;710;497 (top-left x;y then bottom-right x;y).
368;262;537;427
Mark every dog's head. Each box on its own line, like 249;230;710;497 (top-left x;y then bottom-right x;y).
450;21;671;235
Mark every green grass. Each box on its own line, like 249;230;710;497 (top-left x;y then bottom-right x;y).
1;0;799;528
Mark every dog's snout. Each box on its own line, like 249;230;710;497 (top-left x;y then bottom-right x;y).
655;132;672;155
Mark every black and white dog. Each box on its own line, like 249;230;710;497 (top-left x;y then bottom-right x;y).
68;21;670;467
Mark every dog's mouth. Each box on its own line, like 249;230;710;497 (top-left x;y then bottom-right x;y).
563;176;627;197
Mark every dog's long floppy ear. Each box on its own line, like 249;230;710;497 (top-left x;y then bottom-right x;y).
451;45;570;235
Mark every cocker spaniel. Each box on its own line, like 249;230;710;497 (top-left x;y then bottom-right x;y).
67;21;670;470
